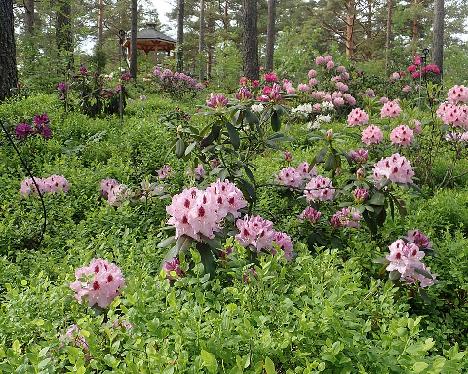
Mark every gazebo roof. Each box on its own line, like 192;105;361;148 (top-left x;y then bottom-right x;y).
123;23;176;52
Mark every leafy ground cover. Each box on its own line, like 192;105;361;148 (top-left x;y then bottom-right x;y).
0;61;467;373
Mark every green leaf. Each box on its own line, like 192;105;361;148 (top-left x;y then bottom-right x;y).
314;147;329;164
244;109;259;125
412;362;428;373
157;236;176;248
175;138;185;158
271;111;281;131
237;178;256;203
201;350;218;374
244;165;256;184
264;357;276;374
414;267;434;280
226;122;241;149
198;245;217;276
389;270;400;281
368;191;385;206
184;141;197;156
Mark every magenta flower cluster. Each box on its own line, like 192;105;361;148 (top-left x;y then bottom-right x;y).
69;258;125;308
166;180;248;241
15;113;52;140
235;215;294;260
298;207;322;224
206;93;229;109
20;175;70;197
153;66;204;92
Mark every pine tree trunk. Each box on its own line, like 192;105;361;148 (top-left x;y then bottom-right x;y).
207;8;215;79
432;0;444;74
265;0;276;72
345;0;356;58
199;0;206;81
385;0;393;71
98;0;104;48
56;0;73;70
130;0;138;79
223;0;228;31
0;0;18;101
176;0;185;72
24;0;35;35
242;0;259;80
411;0;419;55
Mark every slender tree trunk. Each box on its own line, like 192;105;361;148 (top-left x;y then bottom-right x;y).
98;0;104;48
385;0;393;71
432;0;444;74
207;8;215;79
176;0;185;72
56;0;73;70
0;0;18;101
130;0;138;79
265;0;276;72
411;0;419;55
199;0;206;81
242;0;259;80
24;0;35;35
224;0;228;31
345;0;356;58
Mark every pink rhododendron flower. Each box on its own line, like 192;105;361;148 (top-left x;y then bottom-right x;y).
336;65;347;74
379;96;389;104
284;150;293;162
372;153;414;187
365;88;375;97
308;78;318;87
326;60;335;70
336;82;348;92
361;124;383;145
390;125;414;146
333;96;345;106
423;64;440;75
235;215;276;251
390;72;401;81
413;55;422;65
206;93;228;108
330;207;362;228
381;100;402;118
162;258;184;280
157;165;172;180
353;188;369;203
283;80;295;94
258;84;282;102
297;83;310;92
386;239;435;288
308;69;317;78
236;87;253;101
412;120;422;134
402;85;412;93
239;76;248;86
349;149;369;164
15;123;32;139
263;72;278;82
20;177;45;197
447;85;468;104
276;162;316;188
343;93;356;105
315;55;326;65
69;259;125;308
406;230;432;249
356;167;366;181
272;231;294;260
313;103;322;112
194;164;205;180
100;179;119;199
298;207;322;224
42;175;70;193
304;175;335;202
107;184;128;207
436;102;468;128
61;325;89;352
347;108;369;126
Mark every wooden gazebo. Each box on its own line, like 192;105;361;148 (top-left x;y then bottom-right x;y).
122;23;176;58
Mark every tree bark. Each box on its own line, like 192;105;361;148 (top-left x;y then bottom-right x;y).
242;0;259;80
24;0;35;35
98;0;104;48
265;0;276;72
411;0;419;55
432;0;444;74
130;0;138;79
176;0;184;72
56;0;73;70
345;0;356;58
385;0;393;71
199;0;206;81
0;0;18;101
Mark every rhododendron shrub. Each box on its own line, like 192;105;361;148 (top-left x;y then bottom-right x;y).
69;259;125;308
15;113;52;140
153;66;204;96
20;175;70;197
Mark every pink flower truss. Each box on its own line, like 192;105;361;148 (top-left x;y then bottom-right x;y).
69;258;125;309
162;257;184;280
326;60;335;70
390;125;414;146
361;125;383;145
167;180;247;240
264;72;278;82
100;179;120;199
206;93;228;108
283;80;296;94
42;175;70;193
353;188;369;203
380;100;402;118
349;149;369;164
304;175;335;202
20;177;45;197
157;165;172;180
436;102;468;129
236;87;253;101
276;162;316;189
298;83;310;92
272;231;294;260
372;153;414;187
406;229;432;249
235;215;276;251
298;207;322;224
386;239;435;288
447;85;468;104
194;164;206;181
347;108;369;126
336;82;348;92
330;207;362;229
61;325;89;352
308;69;317;78
343;94;356;106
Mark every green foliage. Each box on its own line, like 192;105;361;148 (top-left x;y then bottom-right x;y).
211;42;243;92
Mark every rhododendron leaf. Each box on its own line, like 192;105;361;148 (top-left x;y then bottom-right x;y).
200;124;221;148
157;236;176;248
198;245;216;276
226;122;240;149
175;138;185;158
368;192;385;206
314;147;329;165
231;109;244;126
389;270;400;281
244;166;255;184
184;142;197;156
271;111;281;132
372;257;388;264
244;109;259;125
237;178;256;203
389;197;395;221
200;350;218;373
